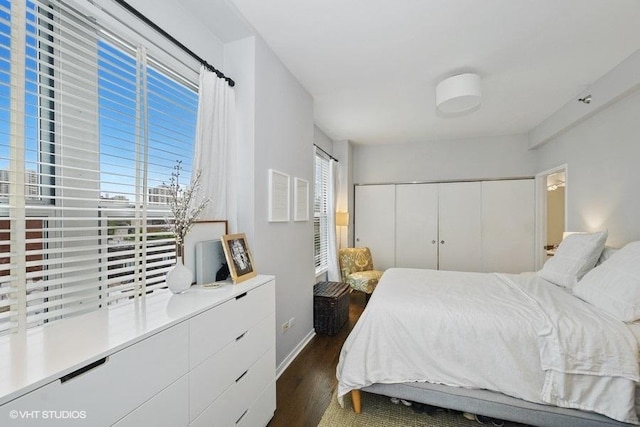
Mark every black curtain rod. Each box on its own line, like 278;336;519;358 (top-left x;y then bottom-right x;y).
314;144;338;162
113;0;235;87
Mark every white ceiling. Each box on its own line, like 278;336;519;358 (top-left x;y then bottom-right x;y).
216;0;640;145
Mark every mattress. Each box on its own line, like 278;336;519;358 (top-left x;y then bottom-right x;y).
364;322;640;426
337;268;640;424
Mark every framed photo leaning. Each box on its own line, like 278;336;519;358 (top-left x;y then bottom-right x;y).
221;233;257;283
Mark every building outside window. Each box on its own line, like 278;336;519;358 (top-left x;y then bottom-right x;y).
0;0;199;334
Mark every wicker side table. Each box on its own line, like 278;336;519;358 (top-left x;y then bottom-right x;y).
313;281;350;335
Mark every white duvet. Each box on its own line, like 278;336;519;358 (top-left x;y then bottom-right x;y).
336;268;640;424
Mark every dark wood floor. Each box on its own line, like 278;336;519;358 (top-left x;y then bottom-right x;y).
268;290;367;427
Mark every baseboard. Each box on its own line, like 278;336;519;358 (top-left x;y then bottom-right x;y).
276;329;316;379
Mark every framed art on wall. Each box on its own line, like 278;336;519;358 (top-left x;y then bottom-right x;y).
268;169;290;222
221;233;257;283
293;177;309;221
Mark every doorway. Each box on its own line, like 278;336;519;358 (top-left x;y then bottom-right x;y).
535;165;567;269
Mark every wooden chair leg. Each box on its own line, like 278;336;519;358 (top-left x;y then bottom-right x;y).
351;389;362;413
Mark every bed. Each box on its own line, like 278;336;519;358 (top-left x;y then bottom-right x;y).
336;234;640;426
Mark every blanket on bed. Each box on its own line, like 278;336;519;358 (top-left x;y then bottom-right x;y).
336;268;640;424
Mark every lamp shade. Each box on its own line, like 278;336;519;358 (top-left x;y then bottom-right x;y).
436;73;481;113
336;211;349;227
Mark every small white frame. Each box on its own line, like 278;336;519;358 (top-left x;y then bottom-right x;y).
268;169;290;222
293;177;309;221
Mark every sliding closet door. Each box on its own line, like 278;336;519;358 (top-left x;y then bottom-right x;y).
482;179;535;273
354;185;396;270
438;182;482;272
395;184;438;269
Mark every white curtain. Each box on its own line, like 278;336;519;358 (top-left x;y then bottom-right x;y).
193;66;237;231
327;159;341;281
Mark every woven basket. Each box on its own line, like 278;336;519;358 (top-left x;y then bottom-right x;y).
313;281;350;335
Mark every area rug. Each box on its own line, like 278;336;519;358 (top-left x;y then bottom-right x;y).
318;391;523;427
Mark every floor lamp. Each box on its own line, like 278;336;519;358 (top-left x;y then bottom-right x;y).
336;211;349;249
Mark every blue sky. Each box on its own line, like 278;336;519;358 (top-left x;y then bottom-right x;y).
1;0;198;202
0;0;39;175
98;40;198;199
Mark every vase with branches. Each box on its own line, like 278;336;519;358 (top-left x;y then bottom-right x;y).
164;160;209;293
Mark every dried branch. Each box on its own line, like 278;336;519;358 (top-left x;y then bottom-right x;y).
164;161;210;246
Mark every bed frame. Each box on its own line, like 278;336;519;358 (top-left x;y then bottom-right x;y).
351;383;631;427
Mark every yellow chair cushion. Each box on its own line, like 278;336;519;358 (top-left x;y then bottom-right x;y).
346;270;384;294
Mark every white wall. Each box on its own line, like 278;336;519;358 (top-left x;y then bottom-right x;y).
534;89;640;248
225;34;316;368
225;37;257;240
353;134;537;184
314;126;333;155
530;48;640;148
126;0;225;67
250;37;315;368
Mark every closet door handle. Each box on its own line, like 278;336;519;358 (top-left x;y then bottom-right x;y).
431;240;436;244
440;240;445;244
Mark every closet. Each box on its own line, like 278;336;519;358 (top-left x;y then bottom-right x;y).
354;179;534;273
354;184;396;270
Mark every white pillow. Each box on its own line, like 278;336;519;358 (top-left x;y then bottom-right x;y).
538;230;607;289
574;241;640;322
596;246;618;266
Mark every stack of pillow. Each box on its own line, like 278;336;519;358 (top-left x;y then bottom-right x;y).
538;231;640;323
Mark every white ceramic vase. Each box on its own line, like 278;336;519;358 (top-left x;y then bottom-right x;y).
167;247;192;294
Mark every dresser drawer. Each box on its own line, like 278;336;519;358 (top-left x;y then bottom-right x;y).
234;345;275;426
2;322;189;427
190;346;275;427
237;377;276;427
189;312;274;421
113;375;189;427
190;280;275;369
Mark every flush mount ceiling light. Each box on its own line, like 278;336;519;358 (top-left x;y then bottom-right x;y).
436;73;482;114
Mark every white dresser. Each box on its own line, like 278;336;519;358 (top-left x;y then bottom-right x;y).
0;275;276;427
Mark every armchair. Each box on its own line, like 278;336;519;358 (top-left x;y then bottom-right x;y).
338;247;384;296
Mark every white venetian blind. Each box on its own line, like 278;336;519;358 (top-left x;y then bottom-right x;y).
0;0;199;333
314;151;330;273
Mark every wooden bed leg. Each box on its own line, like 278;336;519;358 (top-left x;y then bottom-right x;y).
351;389;362;413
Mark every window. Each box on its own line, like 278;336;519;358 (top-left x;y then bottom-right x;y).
314;151;330;274
0;0;199;334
